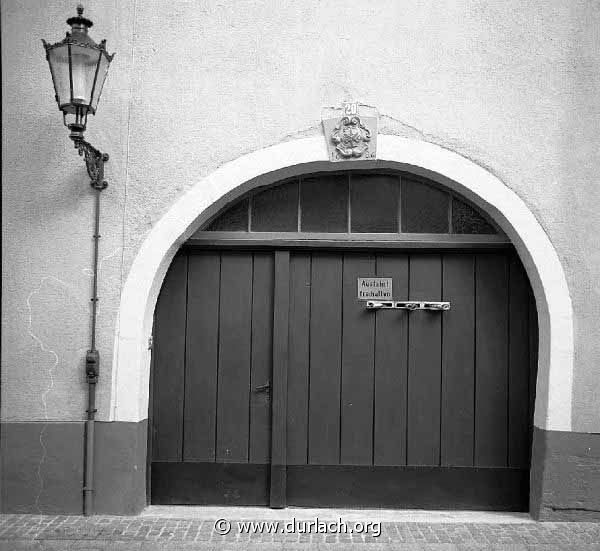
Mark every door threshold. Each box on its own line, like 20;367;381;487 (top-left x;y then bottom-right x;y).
141;505;534;523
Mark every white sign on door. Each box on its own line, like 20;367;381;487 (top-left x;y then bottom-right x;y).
357;278;393;300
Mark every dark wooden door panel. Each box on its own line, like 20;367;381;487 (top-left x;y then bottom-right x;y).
508;255;531;469
475;253;509;467
308;253;343;465
184;252;220;461
270;251;291;507
286;465;528;511
407;254;442;466
152;462;269;505
341;253;376;465
249;253;274;464
152;253;187;462
441;254;475;466
287;253;311;465
529;288;539;434
373;254;409;466
216;252;253;462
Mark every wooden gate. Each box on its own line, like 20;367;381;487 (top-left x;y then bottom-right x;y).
149;248;537;510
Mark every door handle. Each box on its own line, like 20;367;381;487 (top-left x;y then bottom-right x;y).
254;381;271;393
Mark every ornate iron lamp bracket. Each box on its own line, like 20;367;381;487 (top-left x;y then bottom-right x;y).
71;136;109;190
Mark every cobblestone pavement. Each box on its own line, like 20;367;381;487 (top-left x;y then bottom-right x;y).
1;514;600;550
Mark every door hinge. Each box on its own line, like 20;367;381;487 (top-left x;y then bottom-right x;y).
148;335;153;350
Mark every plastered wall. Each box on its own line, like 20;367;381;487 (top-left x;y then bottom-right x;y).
2;0;599;431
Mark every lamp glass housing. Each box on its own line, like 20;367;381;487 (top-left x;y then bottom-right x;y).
43;5;114;128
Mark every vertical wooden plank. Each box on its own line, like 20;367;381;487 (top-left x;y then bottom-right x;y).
528;286;539;444
441;254;475;466
407;254;442;466
270;251;290;508
308;252;343;465
152;253;188;461
249;253;274;463
287;253;311;465
475;253;509;467
184;252;221;461
374;254;409;466
341;253;376;465
508;254;531;468
216;252;253;462
147;317;156;501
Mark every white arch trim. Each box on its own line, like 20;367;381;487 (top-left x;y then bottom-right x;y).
110;135;573;431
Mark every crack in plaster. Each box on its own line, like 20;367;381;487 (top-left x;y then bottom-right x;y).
272;112;512;194
280;124;322;143
26;277;65;515
375;114;555;248
82;247;122;279
26;276;85;515
377;113;511;187
286;106;508;190
82;247;123;313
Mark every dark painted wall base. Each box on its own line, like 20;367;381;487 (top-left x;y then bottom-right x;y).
94;420;147;515
3;422;599;519
1;421;147;516
530;427;600;521
1;422;84;514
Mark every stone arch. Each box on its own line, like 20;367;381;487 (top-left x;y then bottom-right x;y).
110;135;573;432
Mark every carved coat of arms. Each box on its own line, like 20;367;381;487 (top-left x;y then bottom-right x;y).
322;103;377;162
331;116;371;158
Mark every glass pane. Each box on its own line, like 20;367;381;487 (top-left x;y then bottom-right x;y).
350;174;399;232
206;198;249;231
300;174;348;232
70;44;100;106
251;181;298;231
452;197;496;234
47;44;71;107
90;53;110;112
402;179;449;233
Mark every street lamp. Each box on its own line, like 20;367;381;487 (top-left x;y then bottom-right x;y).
42;4;115;516
42;3;114;188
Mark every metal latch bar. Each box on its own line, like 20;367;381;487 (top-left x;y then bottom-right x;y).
366;300;450;311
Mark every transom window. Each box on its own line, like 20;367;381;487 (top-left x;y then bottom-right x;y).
198;172;500;236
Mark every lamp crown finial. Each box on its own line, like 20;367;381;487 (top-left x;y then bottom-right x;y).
67;3;93;29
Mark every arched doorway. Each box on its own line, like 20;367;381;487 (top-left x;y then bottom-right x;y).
110;135;573;515
148;170;538;510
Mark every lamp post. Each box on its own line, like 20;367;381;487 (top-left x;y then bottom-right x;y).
43;4;115;516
